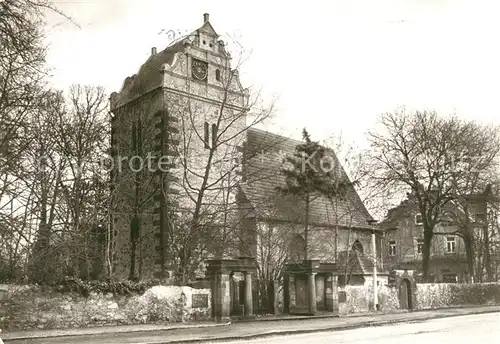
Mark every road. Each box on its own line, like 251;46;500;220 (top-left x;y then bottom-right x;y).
213;312;500;344
3;312;499;344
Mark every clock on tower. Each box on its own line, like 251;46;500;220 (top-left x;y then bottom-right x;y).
192;58;208;81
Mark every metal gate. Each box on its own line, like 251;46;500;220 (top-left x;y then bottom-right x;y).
253;279;275;315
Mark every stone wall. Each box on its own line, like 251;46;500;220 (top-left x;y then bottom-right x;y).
338;281;500;314
338;284;399;314
0;284;211;331
415;282;500;310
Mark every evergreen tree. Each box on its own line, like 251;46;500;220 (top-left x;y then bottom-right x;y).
276;128;353;260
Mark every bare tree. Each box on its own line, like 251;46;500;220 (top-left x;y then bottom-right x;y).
47;85;109;279
2;83;111;285
0;0;77;283
0;0;72;201
1;0;48;214
22;90;67;283
165;48;275;283
366;109;500;281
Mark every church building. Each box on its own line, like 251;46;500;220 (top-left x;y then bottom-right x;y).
109;14;383;316
110;13;249;280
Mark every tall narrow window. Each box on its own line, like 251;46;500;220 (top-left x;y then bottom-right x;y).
388;241;396;256
215;69;221;81
417;238;424;254
204;121;210;149
446;236;456;253
211;123;217;149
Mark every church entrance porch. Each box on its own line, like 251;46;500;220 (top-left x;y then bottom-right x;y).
283;260;338;315
205;257;257;321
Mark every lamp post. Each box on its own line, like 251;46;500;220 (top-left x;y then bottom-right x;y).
368;219;379;311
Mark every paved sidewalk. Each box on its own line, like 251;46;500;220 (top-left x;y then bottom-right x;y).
1;322;229;340
2;305;500;343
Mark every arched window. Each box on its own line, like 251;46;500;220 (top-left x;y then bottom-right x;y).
215;69;221;81
352;240;364;253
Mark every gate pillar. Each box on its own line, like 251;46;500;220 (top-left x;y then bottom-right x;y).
307;272;317;314
209;270;231;321
206;257;257;320
283;260;338;315
244;271;253;316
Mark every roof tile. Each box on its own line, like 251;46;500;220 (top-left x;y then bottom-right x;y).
240;128;373;229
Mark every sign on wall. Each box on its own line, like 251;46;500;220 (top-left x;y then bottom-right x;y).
192;293;209;308
338;291;347;303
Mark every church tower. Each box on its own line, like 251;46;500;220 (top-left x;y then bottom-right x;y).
110;14;249;280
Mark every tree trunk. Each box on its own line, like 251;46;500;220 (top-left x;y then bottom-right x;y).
483;223;492;282
464;233;475;283
129;119;141;281
129;216;139;281
422;227;433;282
31;152;51;283
344;225;352;286
335;223;339;263
304;193;310;261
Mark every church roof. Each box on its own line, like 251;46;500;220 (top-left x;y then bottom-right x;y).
112;39;186;108
336;251;386;275
239;128;375;230
111;14;221;108
198;16;218;37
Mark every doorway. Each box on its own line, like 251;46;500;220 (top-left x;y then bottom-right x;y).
294;275;308;309
315;274;327;310
399;278;413;310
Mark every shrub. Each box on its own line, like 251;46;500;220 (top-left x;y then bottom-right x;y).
51;277;161;297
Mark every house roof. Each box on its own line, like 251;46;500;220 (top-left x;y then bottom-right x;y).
239;128;375;230
380;184;497;229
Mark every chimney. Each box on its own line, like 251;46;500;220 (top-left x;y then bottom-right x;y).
203;13;209;23
151;47;157;55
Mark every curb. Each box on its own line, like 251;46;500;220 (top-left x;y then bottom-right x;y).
230;304;496;324
2;307;500;342
232;314;340;323
1;322;231;341
146;308;500;344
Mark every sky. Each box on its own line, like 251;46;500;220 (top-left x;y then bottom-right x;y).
43;0;500;149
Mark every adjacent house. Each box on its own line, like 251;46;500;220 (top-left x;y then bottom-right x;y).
380;187;500;283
